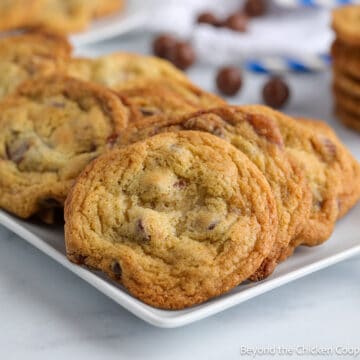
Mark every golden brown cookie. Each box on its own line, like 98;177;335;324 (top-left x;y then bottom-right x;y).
67;54;225;109
0;0;41;31
0;31;72;99
0;75;129;219
117;107;310;280
68;54;190;87
118;78;226;111
93;0;124;17
331;39;360;79
334;86;360;117
333;68;360;98
240;105;341;248
65;131;278;309
31;0;97;34
118;83;200;121
298;118;360;217
331;40;360;80
336;106;360;132
332;5;360;47
117;79;225;123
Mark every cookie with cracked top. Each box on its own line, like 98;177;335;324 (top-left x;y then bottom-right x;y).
65;131;278;309
240;105;342;248
117;79;225;123
0;31;72;99
0;75;129;219
118;83;200;121
298;117;360;219
117;107;310;281
67;53;225;109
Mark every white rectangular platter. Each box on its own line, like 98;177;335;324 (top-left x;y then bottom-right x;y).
0;170;359;328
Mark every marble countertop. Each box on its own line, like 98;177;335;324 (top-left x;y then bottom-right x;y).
1;33;359;359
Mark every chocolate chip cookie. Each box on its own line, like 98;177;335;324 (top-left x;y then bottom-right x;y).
336;106;360;132
118;83;200;121
331;40;360;80
333;86;360;118
0;75;129;219
0;31;72;99
65;131;277;309
117;107;310;281
333;67;360;99
332;5;360;47
240;105;341;248
298;117;360;218
118;78;226;111
67;54;224;108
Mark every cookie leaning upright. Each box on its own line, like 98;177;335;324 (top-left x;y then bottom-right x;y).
0;31;72;99
118;107;310;281
117;82;201;121
67;53;225;109
65;131;278;309
240;105;342;248
298;118;360;218
0;75;129;219
331;5;360;132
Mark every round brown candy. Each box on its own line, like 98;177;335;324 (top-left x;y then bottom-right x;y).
197;11;221;26
216;67;242;96
152;34;177;60
224;13;248;32
262;77;290;109
244;0;267;17
171;41;196;70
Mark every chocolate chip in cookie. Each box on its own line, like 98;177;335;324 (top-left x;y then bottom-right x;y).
111;261;122;278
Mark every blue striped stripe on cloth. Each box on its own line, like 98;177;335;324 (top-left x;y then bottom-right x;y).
244;54;331;73
275;0;355;7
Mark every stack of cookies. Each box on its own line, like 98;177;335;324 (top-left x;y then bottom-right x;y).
0;0;124;34
0;31;359;310
332;5;360;132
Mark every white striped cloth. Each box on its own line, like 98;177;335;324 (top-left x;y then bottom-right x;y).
144;0;343;73
243;54;331;73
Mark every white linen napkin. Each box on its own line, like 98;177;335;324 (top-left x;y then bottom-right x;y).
142;0;333;67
